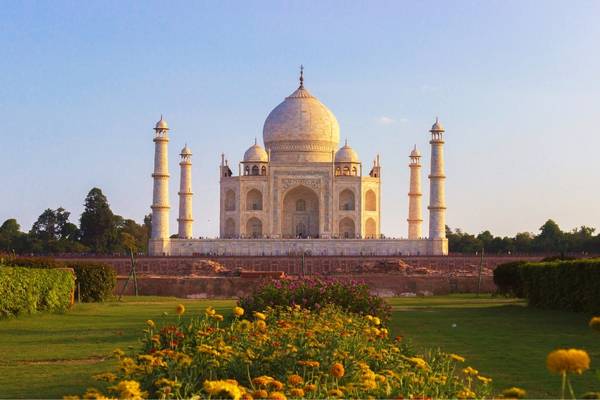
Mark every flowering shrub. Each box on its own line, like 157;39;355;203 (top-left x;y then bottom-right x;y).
239;277;392;322
76;305;492;399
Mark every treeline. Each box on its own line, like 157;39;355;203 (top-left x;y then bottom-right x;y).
0;188;150;255
446;219;600;255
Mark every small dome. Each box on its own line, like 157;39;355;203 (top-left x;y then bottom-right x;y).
430;117;444;132
335;141;360;163
155;115;169;130
180;144;192;156
410;146;420;157
243;141;268;162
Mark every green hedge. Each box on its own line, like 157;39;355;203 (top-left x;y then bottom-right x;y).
493;261;527;297
0;266;74;317
2;257;116;302
520;259;600;313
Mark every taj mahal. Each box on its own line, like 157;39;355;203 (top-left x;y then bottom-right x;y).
148;69;448;256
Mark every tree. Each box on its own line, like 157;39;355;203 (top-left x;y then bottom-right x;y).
0;219;23;252
28;208;86;254
80;188;118;253
534;219;564;253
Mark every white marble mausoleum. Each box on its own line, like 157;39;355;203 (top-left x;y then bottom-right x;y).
148;70;448;256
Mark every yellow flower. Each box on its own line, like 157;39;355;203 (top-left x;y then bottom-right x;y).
457;388;476;399
212;314;224;322
408;357;429;370
477;375;492;384
204;380;243;400
268;391;286;400
372;316;381;326
289;388;304;398
502;387;527;399
234;306;245;317
254;311;267;320
256;320;267;332
205;306;216;316
330;362;345;378
110;380;145;400
82;388;113;400
145;319;155;328
253;389;268;399
589;316;600;332
450;353;465;363
287;374;303;386
297;360;320;368
175;304;185;316
547;348;590;374
328;388;344;398
462;366;479;376
112;349;125;359
154;377;180;388
361;379;377;390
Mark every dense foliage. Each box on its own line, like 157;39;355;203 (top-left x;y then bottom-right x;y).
0;266;74;317
239;277;392;322
447;219;600;255
78;305;492;399
2;257;116;303
492;261;527;297
0;187;150;255
519;259;600;313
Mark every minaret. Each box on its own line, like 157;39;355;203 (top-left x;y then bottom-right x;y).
428;117;447;240
177;144;193;239
407;145;423;239
151;116;170;244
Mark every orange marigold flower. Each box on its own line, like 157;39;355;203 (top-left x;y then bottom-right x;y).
547;348;590;374
328;388;344;398
175;304;185;316
304;384;317;392
268;391;287;400
287;374;303;386
269;380;284;390
253;389;268;399
330;362;345;378
289;388;304;398
589;316;600;332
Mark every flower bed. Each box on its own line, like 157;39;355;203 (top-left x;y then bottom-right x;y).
77;305;492;399
239;277;392;322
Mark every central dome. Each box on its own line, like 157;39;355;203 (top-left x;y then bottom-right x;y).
263;83;340;163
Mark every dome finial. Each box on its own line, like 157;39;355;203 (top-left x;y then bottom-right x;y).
299;64;304;88
254;137;257;145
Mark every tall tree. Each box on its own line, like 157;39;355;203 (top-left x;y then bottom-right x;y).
80;188;117;253
0;219;22;252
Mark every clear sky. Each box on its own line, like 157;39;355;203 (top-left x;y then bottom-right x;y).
1;1;599;238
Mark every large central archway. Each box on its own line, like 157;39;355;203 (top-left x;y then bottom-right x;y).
282;185;320;238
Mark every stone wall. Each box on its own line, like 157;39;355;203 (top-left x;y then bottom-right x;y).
59;254;544;277
115;274;497;299
55;254;545;298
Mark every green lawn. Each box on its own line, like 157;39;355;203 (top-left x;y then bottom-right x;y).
0;295;597;399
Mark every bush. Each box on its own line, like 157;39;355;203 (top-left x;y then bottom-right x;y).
520;259;600;313
77;305;492;399
493;261;527;297
239;277;392;322
3;257;116;302
69;261;116;302
0;266;74;317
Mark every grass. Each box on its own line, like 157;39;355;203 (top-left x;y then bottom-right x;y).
387;295;599;398
0;295;597;398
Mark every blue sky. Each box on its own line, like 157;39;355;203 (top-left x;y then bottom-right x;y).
1;1;599;238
